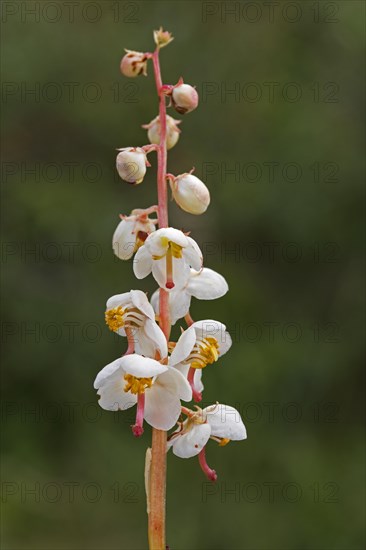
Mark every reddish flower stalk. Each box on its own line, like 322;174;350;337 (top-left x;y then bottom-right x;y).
148;46;170;550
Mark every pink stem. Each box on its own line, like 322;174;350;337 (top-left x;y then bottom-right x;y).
132;393;145;437
152;50;168;230
198;447;217;482
188;367;202;403
148;47;170;550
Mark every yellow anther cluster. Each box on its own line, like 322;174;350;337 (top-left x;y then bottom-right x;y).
124;374;153;395
191;337;220;369
218;438;231;447
152;238;183;260
105;306;125;332
169;241;183;259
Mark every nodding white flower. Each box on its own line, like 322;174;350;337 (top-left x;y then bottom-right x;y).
116;147;150;185
94;354;192;435
105;290;167;358
120;50;148;78
169;172;210;215
169;320;232;402
151;267;228;325
113;208;158;260
142;115;181;150
171;78;199;114
133;228;202;291
168;404;247;480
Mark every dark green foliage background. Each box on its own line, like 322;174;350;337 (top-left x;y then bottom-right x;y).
1;1;365;549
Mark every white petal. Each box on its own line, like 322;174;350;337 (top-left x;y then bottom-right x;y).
183;237;203;271
150;289;160;315
172;257;191;290
112;219;136;260
106;292;131;310
151;288;191;325
174;363;204;393
146;227;188;255
170;424;211;458
144;385;182;430
217;331;232;357
94;358;123;389
133;246;153;279
150;257;168;289
204;404;247;440
187;268;228;300
169;326;196;365
94;358;137;411
98;379;137;411
157;367;192;402
130;290;155;319
142;319;168;358
169;289;191;325
151;257;190;291
120;354;167;377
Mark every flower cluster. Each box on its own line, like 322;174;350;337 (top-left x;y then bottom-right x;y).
95;29;247;483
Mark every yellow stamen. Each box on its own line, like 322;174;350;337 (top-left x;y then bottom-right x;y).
152;239;183;261
124;374;153;395
219;438;231;447
105;306;125;331
170;241;183;259
190;337;220;369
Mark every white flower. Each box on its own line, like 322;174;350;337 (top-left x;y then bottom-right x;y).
105;290;167;358
116;147;149;184
170;319;232;369
168;404;247;458
133;227;202;291
151;267;228;325
169;320;232;402
112;208;157;260
142;115;181;150
94;354;192;434
169;172;210;215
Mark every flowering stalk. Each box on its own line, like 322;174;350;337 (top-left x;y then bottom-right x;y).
95;28;247;550
149;45;169;550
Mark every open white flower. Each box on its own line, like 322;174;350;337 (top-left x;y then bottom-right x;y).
168;404;246;480
169;404;246;457
169;320;232;402
94;354;192;435
113;208;157;260
151;267;228;325
105;290;167;358
133;227;202;291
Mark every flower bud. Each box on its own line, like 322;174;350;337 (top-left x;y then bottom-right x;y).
116;147;148;185
142;115;181;150
171;79;199;114
120;50;148;78
169;173;210;215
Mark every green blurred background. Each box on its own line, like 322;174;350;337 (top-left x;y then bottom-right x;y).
1;1;365;549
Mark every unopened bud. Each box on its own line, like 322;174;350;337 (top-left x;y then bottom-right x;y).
142;115;181;150
116;147;148;185
169;172;210;215
171;79;199;114
120;50;148;78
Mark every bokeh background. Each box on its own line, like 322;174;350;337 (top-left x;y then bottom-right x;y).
1;1;365;549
